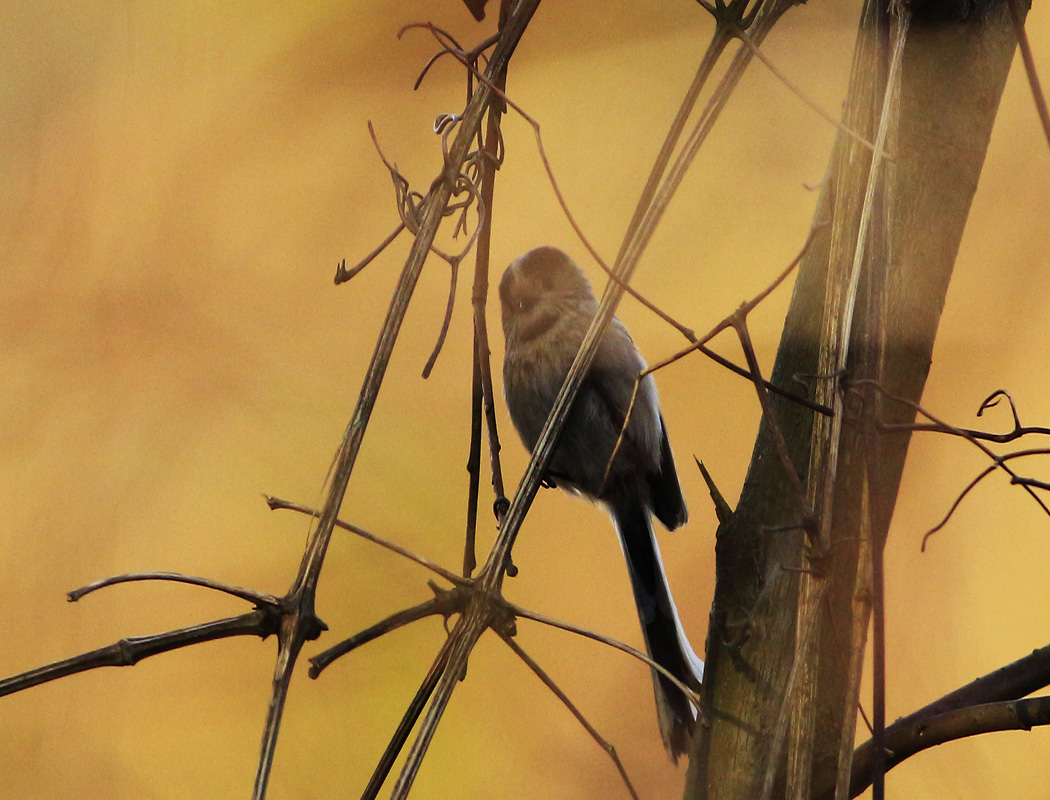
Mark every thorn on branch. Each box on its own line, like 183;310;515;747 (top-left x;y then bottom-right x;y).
335;223;406;285
695;456;734;525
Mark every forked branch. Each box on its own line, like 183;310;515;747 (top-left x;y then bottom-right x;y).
814;641;1050;799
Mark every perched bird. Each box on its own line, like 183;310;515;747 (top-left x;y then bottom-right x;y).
499;246;703;760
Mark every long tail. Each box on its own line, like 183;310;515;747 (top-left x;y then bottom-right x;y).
611;496;704;762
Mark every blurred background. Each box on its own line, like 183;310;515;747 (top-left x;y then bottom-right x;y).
1;1;1049;798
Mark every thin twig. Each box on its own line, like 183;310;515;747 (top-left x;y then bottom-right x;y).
359;6;543;797
335;223;406;285
615;0;798;347
602;225;823;517
698;342;834;416
979;389;1022;427
1007;0;1050;150
499;632;641;800
736;28;885;156
414;7;827;445
921;462;998;544
918;446;1050;546
474;273;510;527
68;572;279;607
643;223;822;378
422;256;460;378
884;421;1050;442
388;611;491;800
368;121;487;266
310;589;466;677
600;378;641;497
851;383;1050;548
409;23;613;284
1014;476;1050;491
880;389;1050;442
465;336;484;577
264;495;469;587
871;481;886;800
506;600;701;707
411;21;705;343
838;697;1050;798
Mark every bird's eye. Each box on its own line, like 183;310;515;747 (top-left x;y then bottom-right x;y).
517;295;536;314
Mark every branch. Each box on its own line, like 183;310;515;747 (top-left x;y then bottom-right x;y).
735;29;885;156
0;610;277;697
844;696;1050;796
1007;0;1050;149
247;8;543;797
849;383;1050;549
348;5;546;797
881;695;1050;755
463;18;511;577
334;223;405;285
359;633;454;800
880;389;1050;443
309;587;467;677
68;571;279;606
813;640;1050;798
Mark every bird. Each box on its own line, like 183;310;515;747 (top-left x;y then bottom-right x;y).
499;245;703;761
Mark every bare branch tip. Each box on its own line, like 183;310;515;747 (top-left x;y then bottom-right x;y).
977;389;1007;417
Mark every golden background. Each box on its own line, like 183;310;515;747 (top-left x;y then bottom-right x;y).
1;1;1049;798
